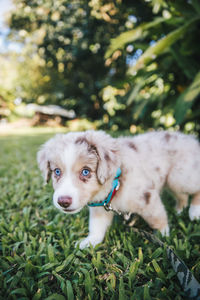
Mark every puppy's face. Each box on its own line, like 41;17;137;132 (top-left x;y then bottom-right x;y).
50;142;100;213
37;131;119;214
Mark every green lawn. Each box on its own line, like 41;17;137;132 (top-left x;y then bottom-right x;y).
0;132;200;300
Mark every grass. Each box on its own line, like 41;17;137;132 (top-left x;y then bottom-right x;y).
0;131;200;300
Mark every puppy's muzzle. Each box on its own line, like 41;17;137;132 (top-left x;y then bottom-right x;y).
58;196;72;209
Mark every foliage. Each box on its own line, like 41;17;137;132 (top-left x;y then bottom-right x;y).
105;0;200;132
0;131;200;299
0;53;19;117
174;71;200;124
8;0;134;120
2;0;200;132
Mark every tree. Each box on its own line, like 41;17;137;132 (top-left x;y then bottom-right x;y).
9;0;134;120
8;0;200;132
0;53;19;118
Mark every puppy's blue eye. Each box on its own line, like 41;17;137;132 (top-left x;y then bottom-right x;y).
54;168;61;176
82;169;90;176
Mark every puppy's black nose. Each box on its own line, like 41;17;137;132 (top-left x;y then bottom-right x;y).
58;196;72;208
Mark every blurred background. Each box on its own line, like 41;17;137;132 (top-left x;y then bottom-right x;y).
0;0;200;135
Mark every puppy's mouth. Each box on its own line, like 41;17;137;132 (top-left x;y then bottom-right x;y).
62;207;82;214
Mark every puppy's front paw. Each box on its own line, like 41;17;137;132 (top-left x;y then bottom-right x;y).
77;236;102;250
189;204;200;221
176;207;183;215
160;224;170;237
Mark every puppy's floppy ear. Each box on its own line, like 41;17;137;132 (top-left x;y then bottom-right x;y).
85;131;119;184
37;146;51;184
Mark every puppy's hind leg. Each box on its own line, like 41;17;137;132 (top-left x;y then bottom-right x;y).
189;191;200;221
174;192;188;215
140;191;169;236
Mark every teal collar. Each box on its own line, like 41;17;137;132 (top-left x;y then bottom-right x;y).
88;168;121;208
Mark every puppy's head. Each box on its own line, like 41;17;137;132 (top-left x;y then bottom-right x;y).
37;130;119;214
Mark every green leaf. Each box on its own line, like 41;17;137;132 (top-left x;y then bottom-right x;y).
129;259;140;282
92;251;102;271
126;78;146;106
151;247;163;260
105;17;167;59
128;16;200;74
119;278;127;300
170;45;197;80
107;273;116;290
52;271;65;284
152;259;166;281
48;244;55;262
32;288;43;300
143;284;151;300
10;288;27;296
84;270;93;297
191;0;200;14
174;71;200;124
138;247;143;265
42;262;58;271
66;280;74;300
44;293;66;300
55;254;74;272
9;271;23;289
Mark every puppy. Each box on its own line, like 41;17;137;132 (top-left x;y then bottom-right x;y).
37;130;200;249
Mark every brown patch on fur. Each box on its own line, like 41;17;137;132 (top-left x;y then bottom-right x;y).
147;216;168;230
144;192;151;204
88;144;98;155
128;142;138;152
164;133;171;142
104;152;110;161
192;192;200;205
164;133;178;142
75;137;98;155
47;161;52;182
79;173;92;183
155;167;160;172
111;149;118;154
75;137;88;145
